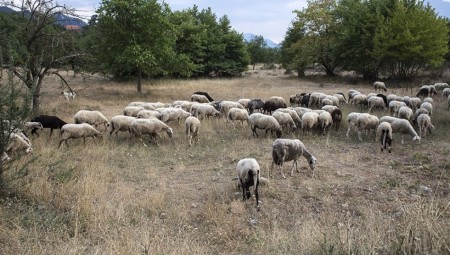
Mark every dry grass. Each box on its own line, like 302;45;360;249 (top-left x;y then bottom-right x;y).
1;69;450;254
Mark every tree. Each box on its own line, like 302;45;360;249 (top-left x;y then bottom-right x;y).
91;0;176;93
247;35;267;70
1;0;82;112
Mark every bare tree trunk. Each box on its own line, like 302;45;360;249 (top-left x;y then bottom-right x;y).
32;76;44;113
137;69;142;94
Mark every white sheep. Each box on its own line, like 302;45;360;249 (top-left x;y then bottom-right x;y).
191;94;210;103
248;113;282;138
434;82;449;91
318;111;333;135
388;100;407;117
350;94;368;109
321;98;334;106
443;88;450;97
58;123;103;147
127;102;156;110
389;118;421;144
321;105;339;114
236;158;261;208
301;111;319;135
271;138;317;178
22;121;43;134
413;108;429;124
348;89;361;101
334;93;348;105
373;81;387;92
123;106;145;117
160;108;191;124
387;94;397;104
219;101;244;117
368;96;387;113
5;132;33;154
308;92;326;108
409;97;421;111
109;115;136;139
180;101;199;112
272;111;296;134
423;97;433;104
74;110;110;130
376;122;393;153
171;100;190;107
346;112;364;138
192;104;221;120
130;118;173;144
419;102;433;116
355;113;379;141
227;108;249;128
397;106;413;122
274;108;302;128
417;113;434;138
185;116;201;146
238;98;251;109
136;109;162;119
293;107;313;119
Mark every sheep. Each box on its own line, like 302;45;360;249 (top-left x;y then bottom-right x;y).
22;122;43;134
236;158;261;208
387;94;397;104
367;93;378;100
271;138;317;178
423;97;433;104
373;81;387;92
58;123;103;147
5;133;33;154
247;99;264;114
397;106;413;122
289;94;301;106
348;89;361;101
334;93;347;105
61;91;76;101
238;98;251;109
272;111;296;134
330;109;342;131
434;82;449;91
323;95;339;106
350;94;368;109
379;115;400;124
293;107;312;119
419;102;433;116
30;115;67;137
136;109;162;120
416;85;436;97
180;101;199;112
308;92;326;108
130;118;173;144
219;101;244;117
389;101;407;117
123;106;145;117
409;97;421;111
417;113;434;138
262;96;287;114
127;102;159;110
160;108;191;124
74;110;110;130
193;91;214;102
321;105;339;114
227;108;249;128
192;104;221;120
191;94;210;103
376;94;388;107
368;96;388;113
376;122;393;153
318;111;333;135
442;88;450;97
321;98;334;106
274;108;302;128
355;113;379;141
413;108;429;125
248;113;282;138
109;115;136;139
185;116;201;146
301;111;320;135
299;93;310;107
389;118;421;144
346;112;364;138
171;100;190;108
1;151;10;165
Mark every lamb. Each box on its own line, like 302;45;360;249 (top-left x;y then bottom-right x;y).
5;133;33;154
30;115;67;137
271;139;317;178
136;109;162;120
74;110;110;130
193;91;214;102
355;113;379;141
373;81;387;92
247;99;264;114
389;100;407;117
236;158;261;208
130;118;173;143
58;123;103;147
109;115;136;139
419;102;433;116
272;111;296;134
397;106;414;122
368;96;388;113
123;106;145;117
330;109;342;131
192;104;221;119
376;122;393;153
443;88;450;97
160;108;191;124
191;94;210;103
301;111;320;135
321;98;334;106
185;116;201;146
389;118;421;144
318;111;333;135
248;113;282;138
417;113;434;138
227;108;249;128
262;96;287;114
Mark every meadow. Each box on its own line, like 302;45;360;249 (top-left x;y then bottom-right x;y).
1;67;449;254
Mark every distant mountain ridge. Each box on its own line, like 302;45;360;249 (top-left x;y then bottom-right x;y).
0;6;86;28
243;33;280;48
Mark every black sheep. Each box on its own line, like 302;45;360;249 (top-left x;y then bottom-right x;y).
330;109;342;131
193;91;214;102
416;87;430;98
30;115;67;137
247;99;264;114
262;100;287;115
376;94;388;107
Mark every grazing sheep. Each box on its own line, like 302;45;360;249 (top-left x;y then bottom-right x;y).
272;111;296;134
330;109;342;131
355;113;379;141
423;97;433;105
58;123;103;147
334;93;347;105
379;115;400;124
321;105;339;114
192;104;221;120
368;96;388;113
348;89;361;101
308;92;326;108
185;116;201;146
271;139;317;178
247;99;265;114
318;111;333;135
409;97;421;111
236;158;261;208
127;102;158;110
301;111;320;135
321;98;334;106
289;94;301;106
417;114;434;138
227;108;249;128
298;94;310;107
413;108;429;125
389;101;407;117
191;94;210;103
74;110;110;130
160;108;191;124
136;109;162;119
22;122;43;134
109;115;136;139
248;113;282;138
274;108;302;128
389;118;421;144
238;98;251;109
193;91;214;102
376;94;388;107
219;101;244;117
419;102;433;116
416;85;436;97
180;101;199;112
130;118;173;143
346;112;364;138
376;122;393;153
387;94;397;104
5;133;33;154
442;88;450;97
123;106;145;117
30;115;67;137
171;100;190;107
262;96;287;114
397;106;413;122
293;107;313;119
373;81;387;92
434;82;449;91
350;94;368;109
402;96;411;107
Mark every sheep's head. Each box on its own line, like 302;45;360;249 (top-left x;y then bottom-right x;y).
412;135;421;143
167;128;174;138
309;156;317;170
275;130;282;138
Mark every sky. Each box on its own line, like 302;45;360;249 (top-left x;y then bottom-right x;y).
26;0;450;44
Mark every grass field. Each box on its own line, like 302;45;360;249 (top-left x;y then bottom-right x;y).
1;68;449;254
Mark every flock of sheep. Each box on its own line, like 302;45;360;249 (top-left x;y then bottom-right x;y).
2;81;449;208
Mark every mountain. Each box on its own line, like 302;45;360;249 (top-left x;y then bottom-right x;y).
243;33;280;48
0;6;86;29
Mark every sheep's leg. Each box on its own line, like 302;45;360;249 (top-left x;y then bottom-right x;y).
83;137;86;145
290;160;297;176
58;139;65;148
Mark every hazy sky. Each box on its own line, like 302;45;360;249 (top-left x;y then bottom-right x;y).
23;0;450;44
